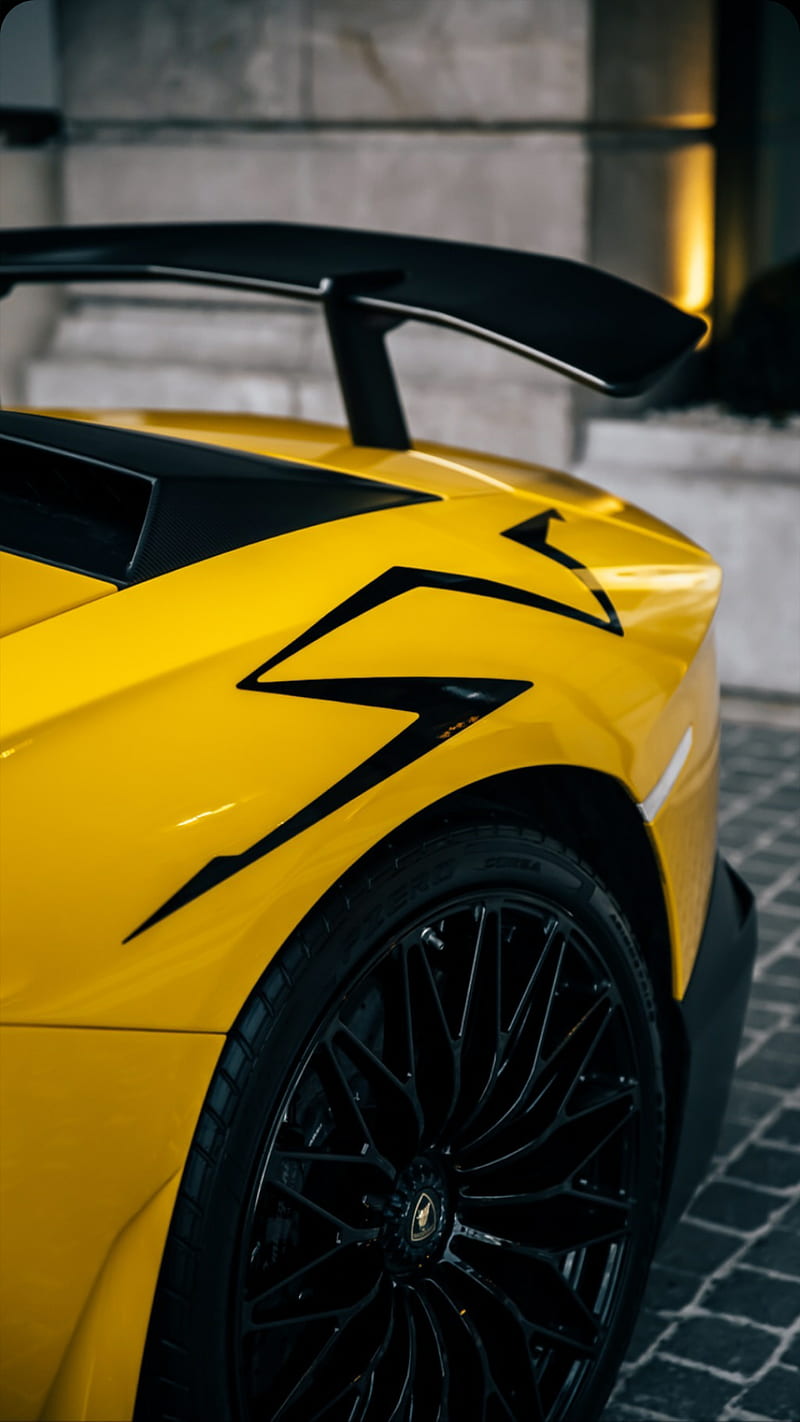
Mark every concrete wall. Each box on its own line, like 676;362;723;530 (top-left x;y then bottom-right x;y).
22;0;718;466
0;147;61;405
13;0;719;445
23;0;592;468
0;0;62;404
8;0;594;466
59;0;591;124
573;414;800;696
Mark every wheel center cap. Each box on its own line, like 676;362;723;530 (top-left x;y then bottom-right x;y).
410;1190;438;1243
383;1158;449;1272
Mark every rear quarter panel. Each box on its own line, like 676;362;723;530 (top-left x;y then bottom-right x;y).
0;488;720;1033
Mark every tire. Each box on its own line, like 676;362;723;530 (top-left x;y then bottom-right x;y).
136;823;665;1422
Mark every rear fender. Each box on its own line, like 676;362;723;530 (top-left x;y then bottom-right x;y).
1;493;719;1030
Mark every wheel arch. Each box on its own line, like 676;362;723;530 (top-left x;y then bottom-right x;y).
369;763;674;1010
341;762;685;1217
137;795;674;1421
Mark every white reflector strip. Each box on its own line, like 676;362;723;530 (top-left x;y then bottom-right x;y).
638;726;694;823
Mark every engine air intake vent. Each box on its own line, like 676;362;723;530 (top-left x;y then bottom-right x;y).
0;443;153;582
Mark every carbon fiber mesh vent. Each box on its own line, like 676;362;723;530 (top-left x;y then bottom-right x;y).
0;413;437;586
0;442;152;581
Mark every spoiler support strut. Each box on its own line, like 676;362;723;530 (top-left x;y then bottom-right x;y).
321;269;409;451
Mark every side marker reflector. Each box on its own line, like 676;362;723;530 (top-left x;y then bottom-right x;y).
638;726;694;823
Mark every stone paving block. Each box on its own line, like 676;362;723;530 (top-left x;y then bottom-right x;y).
731;734;797;759
748;838;800;857
616;1356;739;1418
735;1050;800;1091
668;1315;777;1377
703;1267;800;1328
745;1005;789;1032
656;1221;742;1278
724;1081;785;1126
741;1228;800;1278
726;1144;800;1192
646;1265;703;1312
718;819;757;845
765;1030;800;1059
760;964;800;993
743;854;799;875
765;828;800;849
764;1109;800;1148
733;1364;800;1420
725;832;794;861
748;982;800;1012
741;810;798;832
712;1121;753;1159
761;787;800;813
756;918;799;947
624;1307;670;1364
688;1180;783;1233
722;771;767;793
739;864;786;888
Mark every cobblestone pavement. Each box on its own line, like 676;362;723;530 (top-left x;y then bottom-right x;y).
604;713;800;1422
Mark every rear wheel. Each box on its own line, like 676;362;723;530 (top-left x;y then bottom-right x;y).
137;824;665;1422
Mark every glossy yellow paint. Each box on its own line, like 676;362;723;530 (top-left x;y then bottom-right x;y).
647;632;721;997
0;551;115;637
0;409;724;1419
0;1024;222;1421
1;463;720;1031
41;1175;182;1422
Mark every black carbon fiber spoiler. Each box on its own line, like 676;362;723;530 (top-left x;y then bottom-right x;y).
0;222;706;449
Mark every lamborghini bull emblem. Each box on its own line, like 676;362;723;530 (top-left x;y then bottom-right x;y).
410;1191;438;1243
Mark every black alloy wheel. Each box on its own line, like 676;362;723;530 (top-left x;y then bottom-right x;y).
137;825;665;1422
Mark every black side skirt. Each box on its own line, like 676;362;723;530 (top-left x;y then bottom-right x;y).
660;856;758;1238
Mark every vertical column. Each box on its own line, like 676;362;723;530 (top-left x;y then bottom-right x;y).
589;0;716;318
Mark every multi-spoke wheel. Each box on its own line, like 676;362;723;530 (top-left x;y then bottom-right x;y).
137;825;665;1422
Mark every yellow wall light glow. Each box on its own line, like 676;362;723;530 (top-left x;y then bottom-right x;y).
668;143;716;321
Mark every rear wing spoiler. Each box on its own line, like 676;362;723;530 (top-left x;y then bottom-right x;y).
0;222;706;450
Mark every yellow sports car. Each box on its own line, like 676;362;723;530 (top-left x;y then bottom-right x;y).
0;225;757;1422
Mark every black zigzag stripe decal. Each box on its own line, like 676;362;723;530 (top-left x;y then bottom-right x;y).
126;676;530;940
501;508;622;636
239;539;620;694
128;514;617;939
